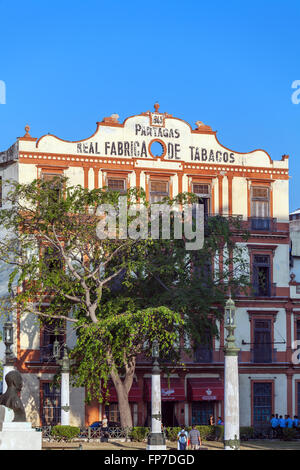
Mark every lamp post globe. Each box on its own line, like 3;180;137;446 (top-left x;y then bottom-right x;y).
2;320;15;393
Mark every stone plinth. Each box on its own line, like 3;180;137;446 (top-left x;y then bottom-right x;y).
0;406;42;450
0;422;42;450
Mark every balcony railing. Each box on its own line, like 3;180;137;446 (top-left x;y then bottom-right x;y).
252;282;277;298
238;348;278;364
39;344;63;363
249;217;277;232
193;346;213;363
251;347;277;364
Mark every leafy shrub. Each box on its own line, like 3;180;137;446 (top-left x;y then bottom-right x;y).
165;427;183;441
214;425;224;441
165;425;218;441
282;428;297;441
240;427;254;440
51;425;80;441
195;425;215;440
129;427;149;442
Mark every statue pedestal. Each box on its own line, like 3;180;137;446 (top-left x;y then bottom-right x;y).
0;422;42;450
0;406;42;450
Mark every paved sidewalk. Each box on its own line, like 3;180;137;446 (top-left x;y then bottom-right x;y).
42;439;300;451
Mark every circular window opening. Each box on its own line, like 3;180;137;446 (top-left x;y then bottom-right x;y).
150;140;164;158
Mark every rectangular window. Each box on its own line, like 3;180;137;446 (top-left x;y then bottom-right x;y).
41;382;61;426
107;178;126;193
40;319;64;363
0;176;2;207
297;383;300;416
253;382;272;426
192;403;214;425
41;173;62;203
42;245;62;273
253;319;272;363
104;403;121;424
192;183;211;216
251;186;270;229
252;255;271;297
194;343;213;363
296;321;300;362
193;327;213;363
150;180;169;203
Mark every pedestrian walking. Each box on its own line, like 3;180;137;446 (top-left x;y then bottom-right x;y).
270;414;279;438
293;415;299;429
188;425;202;450
177;426;189;450
286;415;293;428
278;415;286;439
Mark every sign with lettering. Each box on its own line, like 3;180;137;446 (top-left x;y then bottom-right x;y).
33;104;273;169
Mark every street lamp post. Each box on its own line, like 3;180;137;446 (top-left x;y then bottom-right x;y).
223;296;240;450
146;340;166;451
54;341;73;426
2;319;15;393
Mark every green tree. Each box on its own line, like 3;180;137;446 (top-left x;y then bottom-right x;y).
0;178;183;427
0;178;249;427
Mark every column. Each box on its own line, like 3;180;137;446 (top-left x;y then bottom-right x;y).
224;352;240;450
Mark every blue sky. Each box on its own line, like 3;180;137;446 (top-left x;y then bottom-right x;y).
0;0;300;210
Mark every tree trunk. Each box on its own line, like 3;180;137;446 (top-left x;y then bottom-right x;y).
108;355;136;428
111;375;133;428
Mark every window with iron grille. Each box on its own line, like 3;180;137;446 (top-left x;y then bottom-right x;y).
253;319;272;363
107;178;126;193
150;180;169;203
252;255;271;297
192;403;214;425
41;382;61;426
253;382;272;425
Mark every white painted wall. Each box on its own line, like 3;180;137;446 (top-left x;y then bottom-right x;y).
232;177;248;218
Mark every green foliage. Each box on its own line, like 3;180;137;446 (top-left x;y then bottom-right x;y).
194;425;215;441
165;426;183;441
164;425;223;442
282;428;298;441
213;425;224;441
51;425;80;441
0;177;250;422
129;427;150;441
240;426;254;440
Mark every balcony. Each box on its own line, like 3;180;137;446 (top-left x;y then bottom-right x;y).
238;347;278;364
39;343;63;363
193;346;213;363
251;347;277;364
252;282;277;298
249;217;277;232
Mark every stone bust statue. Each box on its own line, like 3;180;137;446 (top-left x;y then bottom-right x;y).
0;370;26;422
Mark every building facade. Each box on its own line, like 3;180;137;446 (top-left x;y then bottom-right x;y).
0;103;299;428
